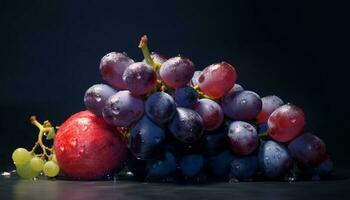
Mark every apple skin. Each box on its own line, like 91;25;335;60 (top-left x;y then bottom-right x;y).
54;110;127;180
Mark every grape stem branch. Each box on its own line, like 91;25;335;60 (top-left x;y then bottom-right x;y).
30;116;56;160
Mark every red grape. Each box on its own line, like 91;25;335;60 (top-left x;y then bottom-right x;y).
198;62;236;99
268;104;305;142
256;95;284;123
193;98;224;131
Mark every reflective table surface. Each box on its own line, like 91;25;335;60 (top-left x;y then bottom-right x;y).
0;170;349;200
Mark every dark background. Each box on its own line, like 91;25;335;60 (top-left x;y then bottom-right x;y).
0;0;347;171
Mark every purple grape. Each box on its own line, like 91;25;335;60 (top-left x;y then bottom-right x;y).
194;98;224;131
228;121;259;155
122;62;157;95
174;86;199;108
102;90;144;127
191;70;201;86
145;92;176;125
149;52;167;64
229;84;244;94
160;56;195;88
99;52;134;90
288;133;326;167
258;140;292;178
168;107;204;143
256;95;284;123
229;156;258;182
222;90;262;121
129;116;165;160
84;84;117;116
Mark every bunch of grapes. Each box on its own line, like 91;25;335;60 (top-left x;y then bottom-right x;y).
81;35;333;182
12;117;60;179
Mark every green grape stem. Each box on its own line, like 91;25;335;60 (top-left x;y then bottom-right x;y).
30;116;56;160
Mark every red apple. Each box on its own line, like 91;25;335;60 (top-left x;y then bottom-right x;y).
54;110;127;180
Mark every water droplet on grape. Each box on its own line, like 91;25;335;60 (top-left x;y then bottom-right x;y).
291;119;297;123
154;136;161;143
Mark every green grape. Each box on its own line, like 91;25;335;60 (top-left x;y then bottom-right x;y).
16;163;39;179
51;154;57;163
43;161;60;177
12;148;32;166
30;157;45;172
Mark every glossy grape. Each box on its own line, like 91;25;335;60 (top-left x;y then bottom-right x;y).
256;95;284;123
191;70;201;86
268;104;305;142
160;56;195;88
222;90;262;121
229;84;244;93
174;86;199;108
288;133;326;166
12;148;32;166
99;52;134;90
258;140;292;178
29;157;45;172
102;90;144;127
198;62;236;99
122;62;157;95
180;154;204;178
228;121;259;155
43;161;60;177
230;156;258;181
16;163;39;179
202;130;228;157
126;153;148;180
193;99;224;131
146;152;177;181
145;92;176;125
168;107;204;143
84;84;117;116
208;151;235;180
129;116;165;160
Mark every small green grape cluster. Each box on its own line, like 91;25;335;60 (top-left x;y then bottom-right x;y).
11;116;60;179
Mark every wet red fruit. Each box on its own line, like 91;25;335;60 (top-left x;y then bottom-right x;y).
198;62;236;99
268;104;305;142
54;110;127;180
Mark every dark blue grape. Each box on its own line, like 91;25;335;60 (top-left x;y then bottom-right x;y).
146;152;177;181
208;151;235;180
174;86;199;108
288;133;326;167
129;116;165;160
145;92;176;125
180;154;205;178
126;153;148;180
228;121;259;155
222;90;262;121
202;130;228;157
258;140;292;178
102;90;144;127
168;107;204;143
257;122;268;135
230;156;258;182
84;84;117;116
